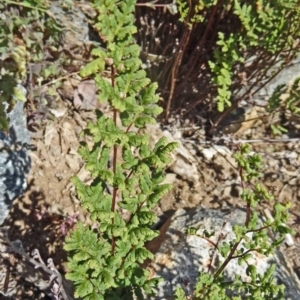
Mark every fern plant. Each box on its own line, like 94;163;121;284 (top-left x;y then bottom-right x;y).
209;0;300;112
175;144;293;299
64;1;178;299
136;0;300;118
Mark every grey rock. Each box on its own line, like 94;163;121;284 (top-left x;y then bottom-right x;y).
0;100;31;225
148;207;300;299
243;55;300;107
49;1;90;44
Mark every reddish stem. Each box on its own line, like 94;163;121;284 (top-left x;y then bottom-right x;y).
111;66;117;254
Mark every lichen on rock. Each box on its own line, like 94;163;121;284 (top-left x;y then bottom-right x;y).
0;97;31;225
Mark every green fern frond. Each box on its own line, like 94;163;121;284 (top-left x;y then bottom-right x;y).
65;0;177;298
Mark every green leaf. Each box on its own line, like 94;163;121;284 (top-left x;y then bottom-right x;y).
134;115;157;128
148;184;172;208
81;58;105;77
175;287;186;300
74;278;94;298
